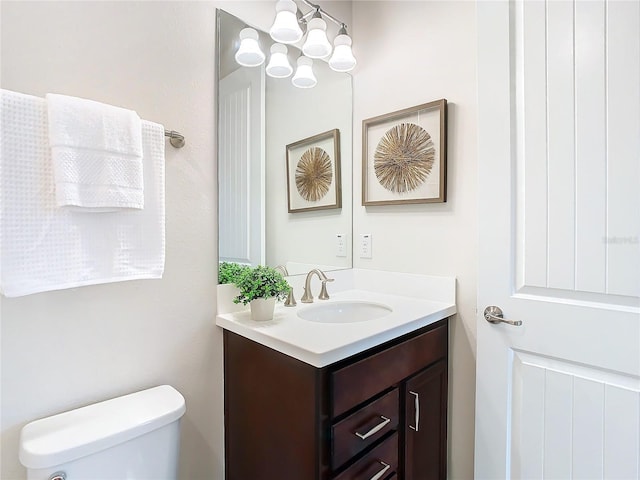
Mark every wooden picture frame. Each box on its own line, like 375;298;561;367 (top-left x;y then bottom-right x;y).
362;99;447;206
286;129;342;213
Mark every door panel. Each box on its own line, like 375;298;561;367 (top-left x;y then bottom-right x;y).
476;1;640;478
218;66;265;265
513;0;640;301
606;0;640;296
511;351;640;479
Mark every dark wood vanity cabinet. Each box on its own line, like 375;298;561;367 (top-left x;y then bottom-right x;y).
224;319;448;480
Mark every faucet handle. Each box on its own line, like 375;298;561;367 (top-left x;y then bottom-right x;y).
318;277;334;300
284;288;297;307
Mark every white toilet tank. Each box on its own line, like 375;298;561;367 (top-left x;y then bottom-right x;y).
19;385;186;480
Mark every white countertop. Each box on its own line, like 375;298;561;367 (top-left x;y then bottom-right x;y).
216;269;456;367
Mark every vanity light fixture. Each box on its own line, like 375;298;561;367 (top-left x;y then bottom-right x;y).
302;11;332;59
269;0;304;44
291;56;317;88
235;0;356;88
328;25;357;72
266;43;294;78
235;28;265;67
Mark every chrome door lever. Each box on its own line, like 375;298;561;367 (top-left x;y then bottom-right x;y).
484;306;522;326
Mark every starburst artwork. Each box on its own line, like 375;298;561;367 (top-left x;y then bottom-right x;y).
295;147;333;202
286;129;341;213
373;123;435;193
362;99;447;205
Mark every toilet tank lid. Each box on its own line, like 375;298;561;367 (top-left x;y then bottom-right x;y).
19;385;186;469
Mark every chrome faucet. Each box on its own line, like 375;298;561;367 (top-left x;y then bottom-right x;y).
275;265;296;307
301;269;334;303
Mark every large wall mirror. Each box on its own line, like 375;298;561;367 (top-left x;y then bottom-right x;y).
216;9;353;276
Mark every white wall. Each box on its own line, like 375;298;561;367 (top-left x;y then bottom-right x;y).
351;2;478;478
0;2;222;478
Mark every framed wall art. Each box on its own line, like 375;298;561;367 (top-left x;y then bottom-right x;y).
362;99;447;205
286;129;341;213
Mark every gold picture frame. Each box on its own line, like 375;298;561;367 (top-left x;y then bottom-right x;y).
362;99;447;206
286;129;342;213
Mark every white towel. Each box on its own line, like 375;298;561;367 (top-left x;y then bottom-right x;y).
0;89;165;297
46;93;144;211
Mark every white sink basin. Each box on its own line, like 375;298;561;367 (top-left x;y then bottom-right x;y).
298;301;393;323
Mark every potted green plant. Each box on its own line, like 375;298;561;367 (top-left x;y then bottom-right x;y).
234;265;291;321
217;262;251;314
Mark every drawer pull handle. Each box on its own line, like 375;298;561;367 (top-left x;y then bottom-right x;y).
409;391;420;431
369;461;390;480
355;416;391;440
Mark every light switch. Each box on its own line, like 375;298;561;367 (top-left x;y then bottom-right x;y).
359;234;372;259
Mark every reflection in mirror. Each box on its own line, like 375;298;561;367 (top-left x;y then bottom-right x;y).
217;9;352;276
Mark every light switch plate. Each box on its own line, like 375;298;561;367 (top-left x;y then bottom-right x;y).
336;233;347;257
359;234;372;259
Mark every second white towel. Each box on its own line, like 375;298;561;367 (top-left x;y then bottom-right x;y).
46;93;144;211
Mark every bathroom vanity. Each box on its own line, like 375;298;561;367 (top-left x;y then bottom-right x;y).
217;269;455;480
224;320;448;480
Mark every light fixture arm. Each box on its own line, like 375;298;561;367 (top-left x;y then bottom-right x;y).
298;0;347;30
299;8;316;22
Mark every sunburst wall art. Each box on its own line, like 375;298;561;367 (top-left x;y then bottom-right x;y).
362;99;447;205
296;147;333;201
374;123;435;193
286;129;341;213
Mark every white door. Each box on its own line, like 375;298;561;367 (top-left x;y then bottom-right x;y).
219;66;265;265
476;1;640;479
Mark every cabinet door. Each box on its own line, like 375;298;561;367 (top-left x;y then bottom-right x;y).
403;360;447;480
224;332;326;480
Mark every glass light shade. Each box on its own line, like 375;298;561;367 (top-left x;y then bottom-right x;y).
266;44;293;78
302;17;332;59
269;0;303;44
329;34;356;72
291;56;317;88
235;28;265;67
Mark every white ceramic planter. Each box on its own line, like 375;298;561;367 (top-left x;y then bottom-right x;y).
216;284;246;314
250;297;276;321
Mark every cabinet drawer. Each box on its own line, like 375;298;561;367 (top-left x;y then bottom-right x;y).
332;325;447;416
332;388;399;469
333;432;398;480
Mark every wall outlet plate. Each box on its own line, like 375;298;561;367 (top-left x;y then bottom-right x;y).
336;233;347;257
359;234;372;259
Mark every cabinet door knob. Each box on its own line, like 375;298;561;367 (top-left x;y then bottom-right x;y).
369;461;390;480
409;391;420;432
355;416;391;440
